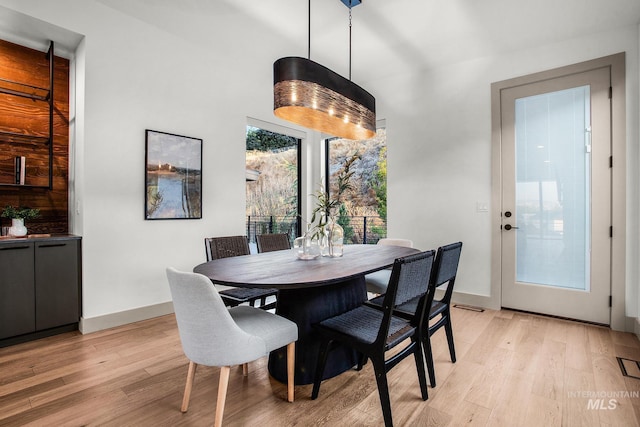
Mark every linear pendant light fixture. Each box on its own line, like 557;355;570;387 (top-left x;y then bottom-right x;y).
273;0;376;140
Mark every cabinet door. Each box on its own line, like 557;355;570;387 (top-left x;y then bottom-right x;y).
0;242;35;339
35;240;79;330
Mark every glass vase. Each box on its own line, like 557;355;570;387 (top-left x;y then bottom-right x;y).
293;230;321;260
321;216;344;257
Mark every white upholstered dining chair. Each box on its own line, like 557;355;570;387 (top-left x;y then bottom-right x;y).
365;238;415;295
166;267;298;427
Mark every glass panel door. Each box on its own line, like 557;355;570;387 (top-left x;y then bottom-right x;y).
514;86;590;290
500;66;611;325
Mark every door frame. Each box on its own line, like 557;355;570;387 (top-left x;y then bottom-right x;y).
490;53;626;330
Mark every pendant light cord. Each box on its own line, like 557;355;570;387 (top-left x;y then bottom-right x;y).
348;5;352;80
309;0;354;79
308;0;311;59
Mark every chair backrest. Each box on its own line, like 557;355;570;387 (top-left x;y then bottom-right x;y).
377;250;435;343
205;235;251;261
377;238;414;248
166;267;266;366
432;242;463;304
256;233;291;253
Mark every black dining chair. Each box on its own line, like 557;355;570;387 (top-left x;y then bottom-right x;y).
368;241;463;388
204;235;278;309
365;238;415;295
311;250;436;427
256;233;291;253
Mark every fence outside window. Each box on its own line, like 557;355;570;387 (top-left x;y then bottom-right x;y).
247;215;386;245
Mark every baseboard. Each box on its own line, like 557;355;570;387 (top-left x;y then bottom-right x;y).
451;292;638;333
450;290;499;311
0;324;78;348
79;301;174;334
633;317;640;338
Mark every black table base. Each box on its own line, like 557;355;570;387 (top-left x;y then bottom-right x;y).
268;276;367;385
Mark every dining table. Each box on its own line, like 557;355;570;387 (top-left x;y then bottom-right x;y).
193;243;419;385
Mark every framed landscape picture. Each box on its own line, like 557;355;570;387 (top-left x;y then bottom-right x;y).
145;129;202;220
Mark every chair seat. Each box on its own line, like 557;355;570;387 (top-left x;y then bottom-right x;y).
429;300;447;318
367;294;420;320
317;305;415;349
205;235;278;310
368;295;448;324
230;305;298;353
219;287;278;304
365;269;391;295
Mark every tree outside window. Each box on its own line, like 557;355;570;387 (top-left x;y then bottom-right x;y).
326;128;387;244
246;126;301;244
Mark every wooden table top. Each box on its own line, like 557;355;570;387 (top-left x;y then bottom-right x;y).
193;244;419;289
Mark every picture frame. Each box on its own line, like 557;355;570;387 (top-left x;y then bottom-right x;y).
145;129;202;220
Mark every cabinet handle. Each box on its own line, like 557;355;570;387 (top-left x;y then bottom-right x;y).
0;245;30;250
38;243;67;248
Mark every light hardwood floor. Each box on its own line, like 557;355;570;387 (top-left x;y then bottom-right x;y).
1;307;640;426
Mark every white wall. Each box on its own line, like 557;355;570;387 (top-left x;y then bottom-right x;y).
0;1;254;322
637;22;640;332
381;25;639;318
0;0;637;329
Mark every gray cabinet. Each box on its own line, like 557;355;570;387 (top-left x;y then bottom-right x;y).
0;242;35;338
35;239;80;330
0;235;81;344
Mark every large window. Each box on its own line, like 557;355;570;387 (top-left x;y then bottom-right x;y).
245;125;301;245
325;128;387;244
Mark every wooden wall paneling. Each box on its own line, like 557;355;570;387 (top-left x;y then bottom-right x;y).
0;39;70;234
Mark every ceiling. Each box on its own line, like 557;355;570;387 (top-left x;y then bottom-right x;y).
0;5;83;58
2;0;638;86
94;0;640;83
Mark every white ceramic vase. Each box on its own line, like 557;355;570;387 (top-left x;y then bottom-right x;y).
9;218;27;237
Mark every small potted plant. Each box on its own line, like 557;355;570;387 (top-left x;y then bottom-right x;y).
1;205;40;237
310;152;360;257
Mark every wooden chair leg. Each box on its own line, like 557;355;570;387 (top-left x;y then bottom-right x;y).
181;361;198;413
242;363;249;376
287;342;295;402
215;366;231;427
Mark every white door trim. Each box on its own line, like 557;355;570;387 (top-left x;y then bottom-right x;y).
490;53;626;330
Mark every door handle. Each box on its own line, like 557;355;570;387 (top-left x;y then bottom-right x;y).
503;224;519;231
